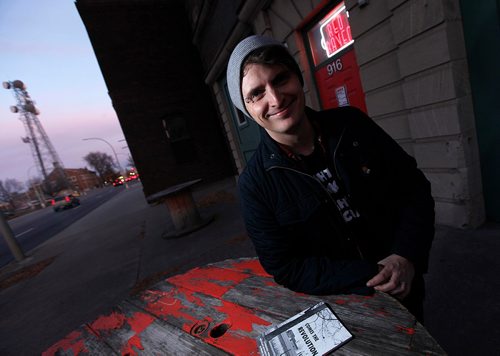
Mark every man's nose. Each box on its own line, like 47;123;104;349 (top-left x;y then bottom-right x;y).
266;85;283;106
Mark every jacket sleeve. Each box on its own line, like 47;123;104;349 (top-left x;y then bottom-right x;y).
238;171;379;296
351;107;435;272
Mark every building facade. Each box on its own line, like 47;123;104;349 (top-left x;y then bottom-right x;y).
184;0;500;228
76;0;235;198
46;168;101;193
65;168;101;191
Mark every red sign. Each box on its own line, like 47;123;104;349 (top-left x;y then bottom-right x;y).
306;3;354;66
305;2;367;113
320;5;353;58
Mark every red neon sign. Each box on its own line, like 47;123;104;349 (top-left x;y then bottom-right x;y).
320;4;353;58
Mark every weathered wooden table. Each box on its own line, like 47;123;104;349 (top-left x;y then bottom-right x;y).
146;179;213;238
44;258;446;355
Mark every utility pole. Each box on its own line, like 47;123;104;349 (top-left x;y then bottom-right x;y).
0;212;25;262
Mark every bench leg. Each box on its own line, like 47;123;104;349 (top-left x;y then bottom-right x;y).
164;192;202;231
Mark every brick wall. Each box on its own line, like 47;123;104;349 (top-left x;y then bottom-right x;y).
345;0;484;227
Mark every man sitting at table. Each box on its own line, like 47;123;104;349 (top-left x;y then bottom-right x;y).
226;35;435;321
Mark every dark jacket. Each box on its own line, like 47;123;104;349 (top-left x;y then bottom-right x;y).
238;106;435;296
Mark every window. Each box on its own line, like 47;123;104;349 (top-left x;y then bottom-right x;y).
161;116;197;164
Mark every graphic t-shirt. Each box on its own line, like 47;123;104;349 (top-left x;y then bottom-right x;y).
300;141;361;226
278;136;379;260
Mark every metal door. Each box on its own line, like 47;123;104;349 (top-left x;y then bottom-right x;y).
222;79;261;164
461;0;500;221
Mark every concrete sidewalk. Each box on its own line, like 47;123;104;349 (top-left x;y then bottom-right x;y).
423;221;500;355
0;178;256;355
0;177;499;355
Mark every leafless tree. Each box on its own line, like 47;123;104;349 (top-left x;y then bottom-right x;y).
83;151;117;183
0;178;25;209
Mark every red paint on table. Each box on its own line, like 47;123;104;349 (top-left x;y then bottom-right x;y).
332;295;373;307
264;280;277;287
86;309;155;355
396;325;416;335
121;334;144;356
141;288;203;332
127;311;155;334
42;330;88;356
89;311;127;332
334;299;348;305
198;299;272;355
215;299;271;332
116;312;154;355
141;284;271;355
167;266;250;298
374;307;391;317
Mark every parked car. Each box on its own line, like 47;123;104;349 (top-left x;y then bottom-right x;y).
1;210;15;219
113;178;124;187
51;194;80;212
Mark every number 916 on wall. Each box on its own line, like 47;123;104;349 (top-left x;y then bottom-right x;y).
326;58;343;76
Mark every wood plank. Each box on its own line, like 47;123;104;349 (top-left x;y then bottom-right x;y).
160;258;444;355
42;325;116;356
220;275;446;355
84;301;227;355
128;281;281;355
44;257;445;356
146;179;201;202
166;264;253;299
207;257;272;278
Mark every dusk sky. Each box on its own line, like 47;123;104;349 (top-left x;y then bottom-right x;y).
0;0;129;187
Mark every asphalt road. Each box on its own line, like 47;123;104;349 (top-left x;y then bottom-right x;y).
0;185;129;267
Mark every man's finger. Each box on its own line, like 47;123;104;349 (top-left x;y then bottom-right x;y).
373;279;399;292
366;270;390;287
388;281;406;295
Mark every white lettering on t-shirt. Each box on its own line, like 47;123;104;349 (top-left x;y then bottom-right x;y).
316;168;332;181
327;181;339;194
314;167;360;224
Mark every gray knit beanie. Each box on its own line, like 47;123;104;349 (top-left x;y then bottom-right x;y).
226;35;285;118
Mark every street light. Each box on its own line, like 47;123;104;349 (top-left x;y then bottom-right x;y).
82;137;128;188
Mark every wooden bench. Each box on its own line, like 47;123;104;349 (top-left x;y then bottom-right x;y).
44;258;446;355
146;179;213;239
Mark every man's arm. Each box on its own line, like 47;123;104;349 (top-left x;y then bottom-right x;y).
351;107;435;271
349;107;434;298
239;174;378;296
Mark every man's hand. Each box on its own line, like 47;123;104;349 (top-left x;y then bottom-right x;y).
366;254;415;299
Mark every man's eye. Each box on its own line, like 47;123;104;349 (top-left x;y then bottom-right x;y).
245;90;265;103
274;72;291;86
252;90;265;98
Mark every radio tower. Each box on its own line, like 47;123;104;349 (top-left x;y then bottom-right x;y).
3;80;70;194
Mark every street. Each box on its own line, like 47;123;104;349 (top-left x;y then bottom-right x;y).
0;178;257;355
0;184;130;267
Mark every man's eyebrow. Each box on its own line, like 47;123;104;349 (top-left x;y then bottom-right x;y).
272;69;291;83
242;74;265;95
244;68;290;94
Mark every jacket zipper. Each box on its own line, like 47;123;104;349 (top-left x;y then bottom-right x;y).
266;151;365;259
330;127;365;259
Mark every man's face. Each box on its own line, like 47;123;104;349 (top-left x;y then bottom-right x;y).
241;63;306;138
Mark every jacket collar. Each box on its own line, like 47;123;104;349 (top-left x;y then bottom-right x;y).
259;106;323;170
